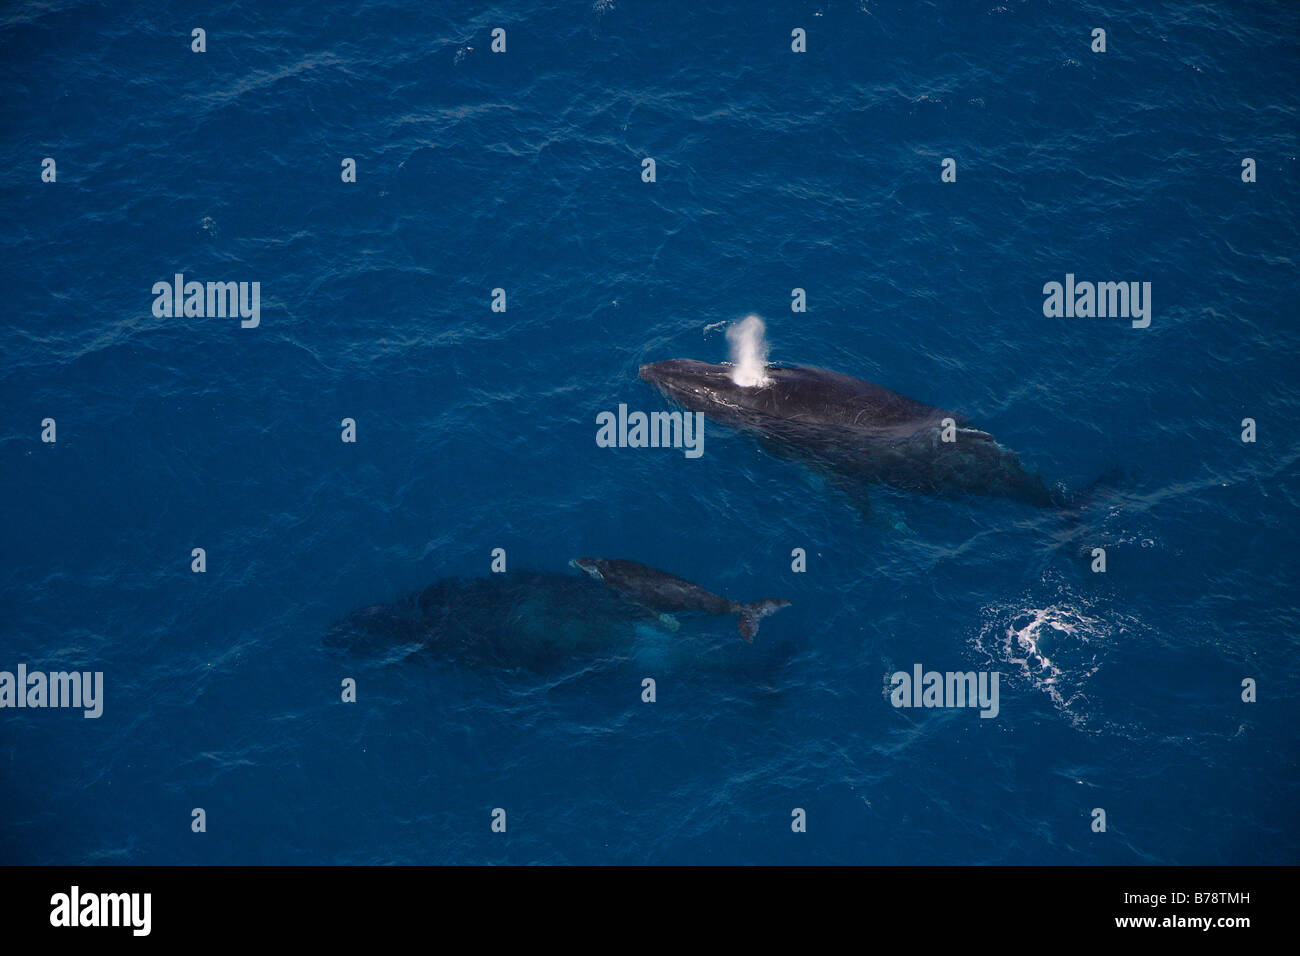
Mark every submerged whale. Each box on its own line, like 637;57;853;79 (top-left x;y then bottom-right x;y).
325;560;789;671
571;557;789;641
639;358;1066;508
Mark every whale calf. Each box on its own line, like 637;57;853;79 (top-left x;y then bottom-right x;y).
639;358;1066;508
572;557;789;641
325;561;789;671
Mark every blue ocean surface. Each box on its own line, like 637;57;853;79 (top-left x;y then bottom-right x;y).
1;0;1297;864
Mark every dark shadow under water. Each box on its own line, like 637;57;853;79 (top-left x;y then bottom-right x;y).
324;571;796;687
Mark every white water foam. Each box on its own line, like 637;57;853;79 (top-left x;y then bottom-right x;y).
970;581;1111;732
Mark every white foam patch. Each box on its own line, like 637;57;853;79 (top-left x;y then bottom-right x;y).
970;577;1115;732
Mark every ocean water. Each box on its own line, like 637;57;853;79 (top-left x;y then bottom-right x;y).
1;0;1297;865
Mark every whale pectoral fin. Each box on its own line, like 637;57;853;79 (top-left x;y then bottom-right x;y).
634;622;667;642
873;500;913;535
657;613;681;632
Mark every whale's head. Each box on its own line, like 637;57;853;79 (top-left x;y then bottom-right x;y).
639;358;760;413
323;602;428;656
570;557;605;580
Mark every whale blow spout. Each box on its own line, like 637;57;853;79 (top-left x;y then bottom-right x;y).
726;315;773;387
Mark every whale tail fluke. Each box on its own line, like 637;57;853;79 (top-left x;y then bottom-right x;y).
737;599;791;642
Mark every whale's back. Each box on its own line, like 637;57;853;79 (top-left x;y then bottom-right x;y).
750;365;950;429
640;358;1058;506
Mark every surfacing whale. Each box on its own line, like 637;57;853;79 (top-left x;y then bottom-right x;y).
572;557;789;641
325;560;789;671
639;358;1068;508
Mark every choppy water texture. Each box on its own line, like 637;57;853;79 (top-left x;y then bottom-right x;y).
1;1;1298;864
